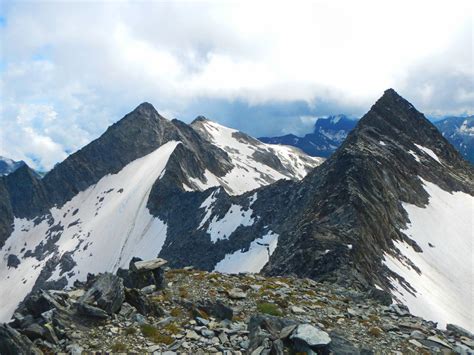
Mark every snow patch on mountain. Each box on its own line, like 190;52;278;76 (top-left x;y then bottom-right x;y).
207;193;257;242
408;150;421;163
384;179;473;331
214;231;279;273
414;144;441;164
192;119;322;195
0;141;180;322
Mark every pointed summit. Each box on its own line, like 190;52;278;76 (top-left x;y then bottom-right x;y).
133;102;158;115
350;89;463;163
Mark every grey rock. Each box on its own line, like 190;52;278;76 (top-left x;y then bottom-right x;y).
290;324;331;353
22;323;46;341
118;302;137;318
141;284;157;294
390;304;410;317
410;330;426;340
201;329;215;338
76;302;109;319
279;324;297;339
66;343;84;355
79;273;124;314
118;257;166;290
228;288;247;299
447;324;474;340
196;316;209;326
196;299;233;321
0;323;42;355
132;313;147;325
133;258;168;271
124;288;164;317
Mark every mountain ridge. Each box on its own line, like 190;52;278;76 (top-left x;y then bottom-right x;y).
0;89;472;333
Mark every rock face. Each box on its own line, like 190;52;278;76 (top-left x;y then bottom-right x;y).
259;114;357;158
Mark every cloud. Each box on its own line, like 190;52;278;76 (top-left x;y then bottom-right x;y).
0;0;472;169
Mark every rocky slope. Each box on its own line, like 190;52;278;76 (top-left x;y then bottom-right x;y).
435;116;474;164
256;89;473;331
3;260;473;354
259;115;357;157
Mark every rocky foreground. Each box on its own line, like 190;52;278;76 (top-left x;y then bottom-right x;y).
1;259;473;354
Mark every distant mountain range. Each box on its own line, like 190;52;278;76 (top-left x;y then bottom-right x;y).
0;157;25;176
435;116;474;164
260;114;474;164
259;115;357;158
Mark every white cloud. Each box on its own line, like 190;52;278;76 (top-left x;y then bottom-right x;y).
0;0;472;169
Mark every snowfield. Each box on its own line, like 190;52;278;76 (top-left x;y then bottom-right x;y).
214;231;279;273
384;178;474;331
0;141;180;322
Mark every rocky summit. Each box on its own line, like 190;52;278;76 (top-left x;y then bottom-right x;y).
2;259;473;354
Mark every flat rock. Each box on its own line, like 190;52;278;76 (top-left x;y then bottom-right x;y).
133;258;168;272
228;288;247;299
290;323;331;350
291;306;305;314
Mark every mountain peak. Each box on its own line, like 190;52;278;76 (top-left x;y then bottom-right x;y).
191;116;210;125
130;102;162;118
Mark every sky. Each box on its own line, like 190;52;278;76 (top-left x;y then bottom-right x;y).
0;0;472;170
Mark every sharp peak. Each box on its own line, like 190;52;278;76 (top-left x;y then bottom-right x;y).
133;102;159;114
373;88;412;109
191;115;211;124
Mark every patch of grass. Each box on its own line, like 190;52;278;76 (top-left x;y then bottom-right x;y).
368;326;383;337
124;327;136;335
368;314;380;322
207;273;220;280
256;302;283;316
170;307;182;317
140;324;174;344
111;342;127;352
164;322;181;335
193;307;209;320
178;286;189;298
153;333;174;345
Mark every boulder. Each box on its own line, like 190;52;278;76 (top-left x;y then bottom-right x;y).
0;323;43;355
248;314;297;353
22;323;46;341
290;324;331;354
117;257;166;290
79;273;124;314
76;302;109;319
22;290;65;317
227;288;247;299
124;288;164;317
196;299;233;321
132;258;167;271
